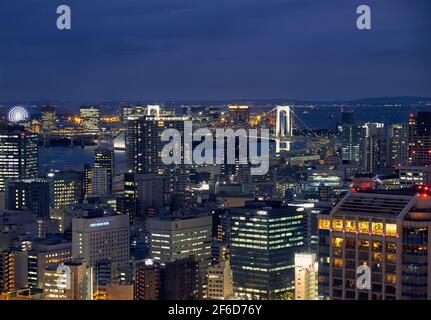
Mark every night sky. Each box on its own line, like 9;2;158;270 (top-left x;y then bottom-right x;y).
0;0;430;102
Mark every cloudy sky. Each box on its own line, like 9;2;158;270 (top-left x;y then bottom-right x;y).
0;0;430;102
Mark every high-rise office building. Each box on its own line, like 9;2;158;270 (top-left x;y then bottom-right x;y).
94;144;115;194
46;170;84;210
359;122;387;173
80;106;100;132
91;167;110;197
294;252;318;300
340;110;360;165
83;164;93;198
148;214;212;298
229;200;306;299
41;105;56;132
0;126;38;191
147;215;212;266
318;188;431;300
408;112;431;166
126;113;188;203
133;259;160;300
72;215;130;268
5;179;50;218
388;123;408;167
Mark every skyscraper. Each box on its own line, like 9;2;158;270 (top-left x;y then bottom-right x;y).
41;105;56;132
340;111;360;165
408;112;431;166
229;200;307;299
80;106;100;132
148;214;212;298
388;123;408;167
359;122;387;173
318;188;431;300
126;113;188;204
94;144;115;194
0;126;38;191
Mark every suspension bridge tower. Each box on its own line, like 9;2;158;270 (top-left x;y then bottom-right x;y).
274;105;293;153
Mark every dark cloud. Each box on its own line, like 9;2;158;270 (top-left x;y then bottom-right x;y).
0;0;430;101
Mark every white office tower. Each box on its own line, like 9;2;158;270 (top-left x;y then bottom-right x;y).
72;215;130;268
295;253;318;300
148;214;212;298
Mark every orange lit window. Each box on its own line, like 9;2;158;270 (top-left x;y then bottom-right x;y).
386;274;396;284
372;222;384;235
386;253;396;263
386;223;397;237
345;220;357;233
358;221;370;234
372;252;383;262
318;218;330;230
386;242;397;252
359;240;369;250
332;237;344;247
333;258;344;267
372;241;383;251
332;219;343;232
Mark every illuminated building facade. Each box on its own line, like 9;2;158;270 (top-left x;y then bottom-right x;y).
359;122;387;173
318;189;431;300
47;170;84;210
80;106;100;132
5;179;50;218
72;215;130;268
148;215;212;298
399;166;431;188
147;215;212;266
229;200;306;299
408;112;431;166
28;241;73;289
41;105;56;132
294;252;318;300
0;126;38;191
94;145;115;193
43;258;92;300
388;123;408;167
206;258;234;300
126;115;188;203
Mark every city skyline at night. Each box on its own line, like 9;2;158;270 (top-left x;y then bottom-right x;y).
1;1;431;316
